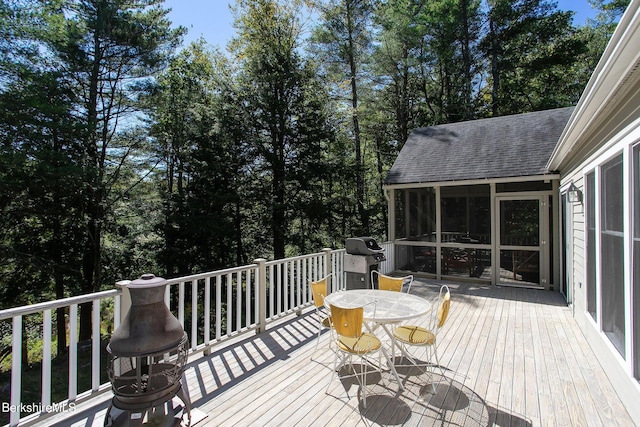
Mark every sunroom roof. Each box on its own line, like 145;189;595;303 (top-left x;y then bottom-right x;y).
385;107;574;185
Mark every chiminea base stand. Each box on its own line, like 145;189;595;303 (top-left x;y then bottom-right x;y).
104;386;191;427
105;274;192;427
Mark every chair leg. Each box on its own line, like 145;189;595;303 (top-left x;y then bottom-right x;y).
395;341;437;393
431;345;453;387
312;315;335;361
311;324;322;360
327;351;379;408
426;346;438;393
326;351;345;395
361;360;367;407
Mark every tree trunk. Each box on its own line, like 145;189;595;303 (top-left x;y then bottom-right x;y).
234;199;244;265
347;4;368;236
56;307;67;357
460;0;474;120
272;141;286;260
79;28;103;342
21;322;28;366
374;132;388;240
490;16;500;116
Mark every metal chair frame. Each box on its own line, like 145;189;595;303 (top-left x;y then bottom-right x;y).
392;285;451;392
371;271;414;293
310;274;334;359
326;303;384;408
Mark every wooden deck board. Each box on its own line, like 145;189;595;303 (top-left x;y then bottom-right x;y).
38;280;638;427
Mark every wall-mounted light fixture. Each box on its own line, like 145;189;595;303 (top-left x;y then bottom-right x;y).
568;183;582;203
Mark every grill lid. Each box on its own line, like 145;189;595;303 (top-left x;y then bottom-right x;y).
345;237;383;255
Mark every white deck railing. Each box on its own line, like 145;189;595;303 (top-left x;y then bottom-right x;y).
0;243;392;426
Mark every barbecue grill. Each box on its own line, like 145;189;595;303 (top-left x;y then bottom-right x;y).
344;237;386;289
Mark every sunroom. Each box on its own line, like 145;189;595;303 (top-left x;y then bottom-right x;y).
384;107;574;290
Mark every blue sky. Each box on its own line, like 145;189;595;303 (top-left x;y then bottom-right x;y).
163;0;601;49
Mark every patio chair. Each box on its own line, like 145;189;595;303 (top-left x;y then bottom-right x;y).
310;274;333;359
371;271;414;293
392;285;451;391
326;303;383;408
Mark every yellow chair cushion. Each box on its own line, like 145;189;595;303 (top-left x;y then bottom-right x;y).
337;333;381;354
310;279;328;308
437;292;451;328
394;325;435;346
378;275;403;292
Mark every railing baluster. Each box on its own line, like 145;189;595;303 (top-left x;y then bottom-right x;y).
236;271;241;331
252;267;257;329
192;280;198;350
278;263;283;314
246;270;251;327
293;260;298;309
297;258;302;307
69;303;78;401
289;261;294;312
204;277;211;352
11;315;22;426
42;309;52;408
287;261;292;311
215;276;221;340
226;272;232;334
92;300;100;391
302;259;307;303
269;265;274;319
178;281;185;327
331;253;336;291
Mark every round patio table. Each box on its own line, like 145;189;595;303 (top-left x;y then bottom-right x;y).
323;289;431;322
324;289;431;389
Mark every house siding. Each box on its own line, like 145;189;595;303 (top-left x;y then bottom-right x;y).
547;1;640;421
558;122;640;423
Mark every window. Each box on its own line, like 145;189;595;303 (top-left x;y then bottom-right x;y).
442;248;491;279
394;188;436;241
440;185;490;244
600;155;625;356
634;144;640;380
395;245;437;274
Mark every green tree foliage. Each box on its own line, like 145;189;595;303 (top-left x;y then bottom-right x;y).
231;0;335;259
0;0;86;354
309;0;375;236
150;41;251;274
577;0;630;76
0;0;628;319
373;0;431;144
42;0;183;339
0;69;85;304
481;0;587;115
417;0;482;123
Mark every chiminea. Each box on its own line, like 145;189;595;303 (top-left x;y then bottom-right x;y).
105;274;191;426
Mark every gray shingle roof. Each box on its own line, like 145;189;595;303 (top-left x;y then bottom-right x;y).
385;107;574;185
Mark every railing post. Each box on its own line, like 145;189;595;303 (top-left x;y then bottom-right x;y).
255;258;267;334
115;280;131;328
323;248;333;294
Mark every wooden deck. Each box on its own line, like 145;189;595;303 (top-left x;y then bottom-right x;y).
40;280;637;427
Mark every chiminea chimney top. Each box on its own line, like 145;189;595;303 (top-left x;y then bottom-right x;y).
128;273;165;288
108;274;184;357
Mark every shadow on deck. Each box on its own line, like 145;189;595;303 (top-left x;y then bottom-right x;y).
36;279;634;427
